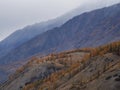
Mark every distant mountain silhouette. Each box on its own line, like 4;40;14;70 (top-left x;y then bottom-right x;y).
0;3;120;83
1;3;120;65
0;2;117;59
0;2;103;59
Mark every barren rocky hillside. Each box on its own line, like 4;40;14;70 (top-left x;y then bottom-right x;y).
1;41;120;90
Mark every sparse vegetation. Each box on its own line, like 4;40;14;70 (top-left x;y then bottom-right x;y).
1;41;120;90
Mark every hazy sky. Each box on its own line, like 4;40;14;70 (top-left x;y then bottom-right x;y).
0;0;120;41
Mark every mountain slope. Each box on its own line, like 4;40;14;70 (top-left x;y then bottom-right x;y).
1;3;120;65
0;2;119;59
0;19;64;58
1;2;103;83
1;41;120;90
0;1;108;58
0;3;120;83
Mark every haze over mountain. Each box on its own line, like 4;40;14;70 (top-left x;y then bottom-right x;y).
0;0;120;41
0;3;88;59
0;3;120;84
1;1;120;61
0;1;120;90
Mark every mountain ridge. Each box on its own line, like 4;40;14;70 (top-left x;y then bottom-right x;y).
1;3;120;64
1;2;119;59
0;3;120;83
1;1;111;59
